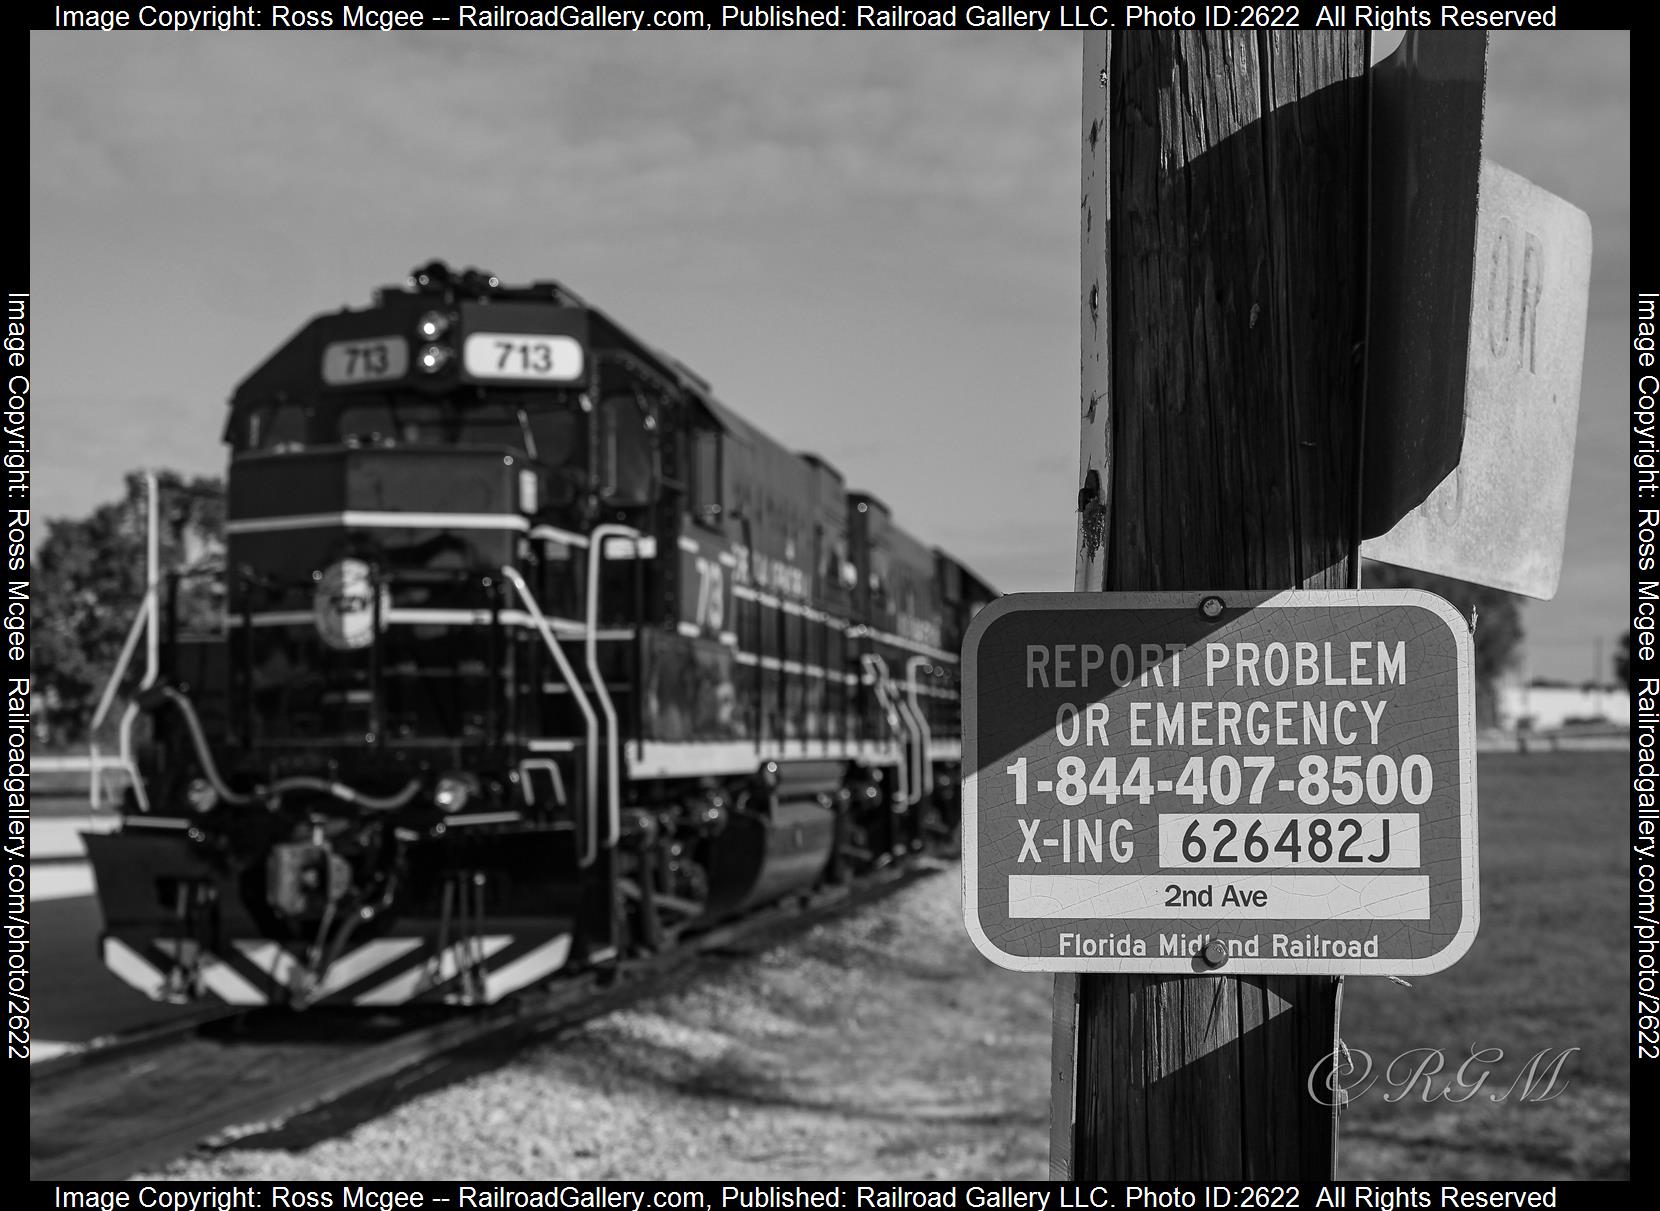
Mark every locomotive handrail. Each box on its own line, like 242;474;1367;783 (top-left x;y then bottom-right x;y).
860;654;910;810
893;692;926;810
89;473;229;811
88;475;165;809
889;671;925;809
516;757;567;809
501;565;601;866
585;524;636;854
904;656;934;809
141;685;422;811
529;523;591;549
88;583;160;811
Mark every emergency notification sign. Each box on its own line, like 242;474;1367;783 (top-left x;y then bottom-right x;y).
961;591;1478;975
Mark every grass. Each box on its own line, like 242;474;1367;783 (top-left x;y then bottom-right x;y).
1338;750;1630;1180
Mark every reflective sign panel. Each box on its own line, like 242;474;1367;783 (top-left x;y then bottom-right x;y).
1363;162;1592;600
962;591;1478;975
321;337;408;386
462;333;585;383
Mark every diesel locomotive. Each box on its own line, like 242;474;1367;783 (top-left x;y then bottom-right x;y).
86;262;995;1009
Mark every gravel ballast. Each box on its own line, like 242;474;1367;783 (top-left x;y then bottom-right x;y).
153;862;1054;1180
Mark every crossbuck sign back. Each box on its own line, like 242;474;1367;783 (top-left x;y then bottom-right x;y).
961;591;1478;975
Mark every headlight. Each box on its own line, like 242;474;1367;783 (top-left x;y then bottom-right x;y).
417;343;454;374
433;773;475;814
416;310;451;341
186;778;219;813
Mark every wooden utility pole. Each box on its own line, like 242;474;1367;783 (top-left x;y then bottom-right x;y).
1062;31;1369;1180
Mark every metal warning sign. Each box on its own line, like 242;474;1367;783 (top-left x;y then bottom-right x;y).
1363;160;1593;600
961;591;1478;975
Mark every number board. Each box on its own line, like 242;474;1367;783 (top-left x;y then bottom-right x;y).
321;337;408;386
962;591;1477;975
462;332;585;383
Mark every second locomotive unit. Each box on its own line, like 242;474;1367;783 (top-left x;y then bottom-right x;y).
87;262;995;1009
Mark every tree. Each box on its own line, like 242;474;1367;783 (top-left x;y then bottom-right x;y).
1616;629;1631;690
34;471;223;745
1363;561;1523;727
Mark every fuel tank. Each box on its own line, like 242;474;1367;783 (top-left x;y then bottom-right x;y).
701;761;842;919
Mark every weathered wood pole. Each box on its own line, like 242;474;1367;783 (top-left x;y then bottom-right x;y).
1060;31;1369;1180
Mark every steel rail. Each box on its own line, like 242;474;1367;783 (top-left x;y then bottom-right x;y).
29;860;945;1181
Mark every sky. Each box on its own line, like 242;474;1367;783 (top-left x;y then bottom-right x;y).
29;30;1630;683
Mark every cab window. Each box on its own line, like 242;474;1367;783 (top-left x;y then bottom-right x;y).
526;407;582;470
869;549;891;606
691;429;722;524
335;400;403;447
599;393;654;507
449;402;527;449
240;401;311;453
335;399;530;450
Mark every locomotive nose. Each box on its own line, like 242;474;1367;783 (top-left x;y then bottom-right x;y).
224;446;548;619
228;446;528;535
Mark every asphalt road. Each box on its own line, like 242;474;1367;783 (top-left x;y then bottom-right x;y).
30;793;201;1058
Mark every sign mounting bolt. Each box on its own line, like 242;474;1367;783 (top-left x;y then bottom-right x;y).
1200;595;1225;619
1202;940;1229;968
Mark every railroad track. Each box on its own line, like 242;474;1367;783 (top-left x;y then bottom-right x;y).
30;858;946;1181
30;1005;247;1082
